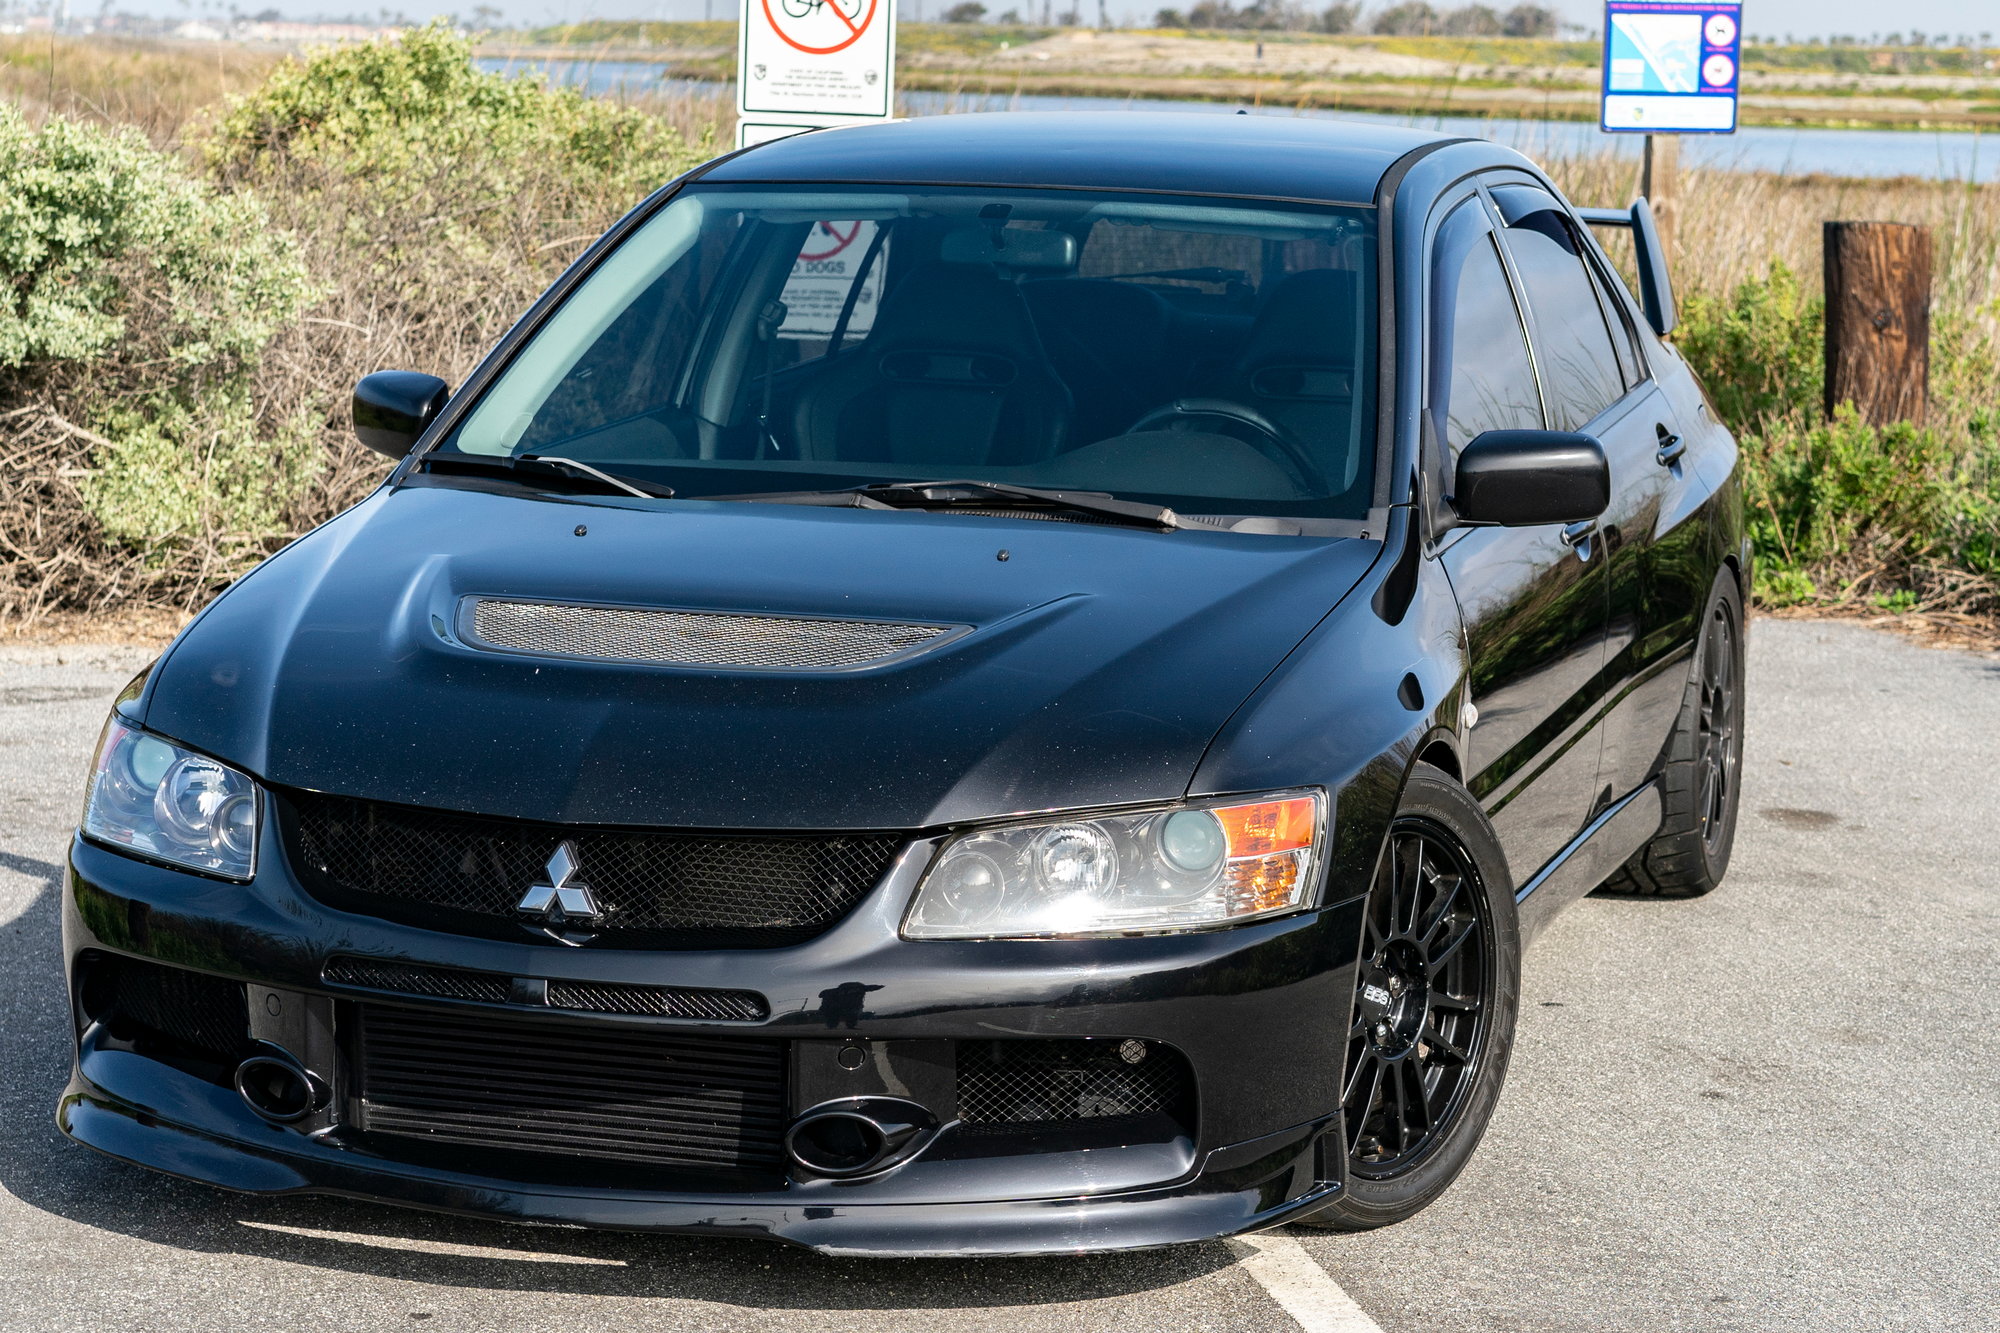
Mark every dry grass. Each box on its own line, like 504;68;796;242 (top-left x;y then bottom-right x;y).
0;34;277;145
3;35;1999;644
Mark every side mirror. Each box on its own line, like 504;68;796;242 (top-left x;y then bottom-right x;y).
1452;430;1609;527
353;371;449;459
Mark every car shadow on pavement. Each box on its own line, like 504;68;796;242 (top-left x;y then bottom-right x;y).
0;857;1236;1310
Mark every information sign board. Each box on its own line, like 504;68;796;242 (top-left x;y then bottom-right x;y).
737;0;896;148
1601;1;1742;134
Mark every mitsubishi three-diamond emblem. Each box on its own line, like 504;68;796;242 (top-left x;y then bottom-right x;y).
517;841;604;945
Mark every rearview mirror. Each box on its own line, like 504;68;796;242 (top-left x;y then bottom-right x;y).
353;371;449;459
1452;430;1609;528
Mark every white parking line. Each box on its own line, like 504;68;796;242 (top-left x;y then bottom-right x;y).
1231;1231;1387;1333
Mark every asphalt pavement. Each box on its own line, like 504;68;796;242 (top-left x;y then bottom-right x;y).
0;619;1993;1332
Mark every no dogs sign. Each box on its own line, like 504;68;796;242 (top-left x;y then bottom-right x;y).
737;0;896;147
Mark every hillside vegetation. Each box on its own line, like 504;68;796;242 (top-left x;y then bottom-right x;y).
0;27;1995;634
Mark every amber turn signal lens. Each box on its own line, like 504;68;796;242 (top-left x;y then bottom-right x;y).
1215;797;1318;858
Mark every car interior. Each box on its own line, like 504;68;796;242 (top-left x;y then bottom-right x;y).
454;188;1380;517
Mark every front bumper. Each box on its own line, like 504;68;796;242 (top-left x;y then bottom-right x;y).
59;833;1363;1257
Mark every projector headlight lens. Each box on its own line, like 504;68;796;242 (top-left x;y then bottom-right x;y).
904;791;1324;939
82;719;259;881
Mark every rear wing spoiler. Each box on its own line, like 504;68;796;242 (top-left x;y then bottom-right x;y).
1578;200;1676;337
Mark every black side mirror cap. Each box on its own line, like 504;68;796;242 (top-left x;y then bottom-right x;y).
1451;430;1610;528
353;371;449;459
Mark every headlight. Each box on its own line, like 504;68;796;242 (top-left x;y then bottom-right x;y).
903;791;1324;939
81;719;259;881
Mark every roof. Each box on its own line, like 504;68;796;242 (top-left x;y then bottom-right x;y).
704;111;1460;206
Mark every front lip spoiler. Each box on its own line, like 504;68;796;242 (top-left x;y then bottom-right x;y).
57;1062;1341;1259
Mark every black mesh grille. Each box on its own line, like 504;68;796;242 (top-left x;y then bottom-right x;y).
323;957;513;1005
321;957;769;1021
546;979;768;1022
956;1039;1195;1129
353;1005;787;1176
283;790;905;949
80;955;249;1065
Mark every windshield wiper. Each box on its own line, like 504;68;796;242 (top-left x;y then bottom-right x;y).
418;451;674;499
518;454;675;499
710;480;1179;530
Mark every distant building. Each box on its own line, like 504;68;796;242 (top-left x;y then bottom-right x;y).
237;20;404;44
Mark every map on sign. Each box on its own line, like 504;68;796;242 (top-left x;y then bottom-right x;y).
737;0;895;145
1600;1;1740;134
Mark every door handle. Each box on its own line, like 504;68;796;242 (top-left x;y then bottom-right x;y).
1655;428;1686;467
1560;518;1598;549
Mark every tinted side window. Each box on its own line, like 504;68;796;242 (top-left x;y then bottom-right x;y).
1493;191;1627;430
1431;199;1542;453
1582;243;1640;386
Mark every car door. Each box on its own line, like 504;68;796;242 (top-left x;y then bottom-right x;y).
1490;181;1707;807
1428;191;1610;887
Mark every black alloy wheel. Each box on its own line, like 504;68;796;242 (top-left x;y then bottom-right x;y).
1344;821;1490;1177
1301;763;1520;1231
1695;598;1742;860
1598;571;1746;899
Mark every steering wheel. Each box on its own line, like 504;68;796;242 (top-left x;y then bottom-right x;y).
1128;397;1320;494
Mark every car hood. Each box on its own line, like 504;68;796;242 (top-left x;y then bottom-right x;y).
143;482;1380;830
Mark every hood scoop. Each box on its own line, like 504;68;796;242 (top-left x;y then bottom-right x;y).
460;597;972;673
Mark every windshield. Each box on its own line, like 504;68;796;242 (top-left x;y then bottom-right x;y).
441;183;1379;519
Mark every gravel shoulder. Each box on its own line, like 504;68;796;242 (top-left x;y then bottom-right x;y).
0;620;1992;1331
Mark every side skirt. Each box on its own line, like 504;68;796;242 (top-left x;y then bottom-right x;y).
1514;781;1662;949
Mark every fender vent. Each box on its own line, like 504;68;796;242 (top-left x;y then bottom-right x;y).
463;598;966;671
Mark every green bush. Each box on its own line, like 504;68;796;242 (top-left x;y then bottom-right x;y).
209;22;708;267
0;101;310;383
0;102;318;603
1677;261;2000;613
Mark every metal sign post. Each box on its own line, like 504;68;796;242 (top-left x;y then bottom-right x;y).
737;0;898;148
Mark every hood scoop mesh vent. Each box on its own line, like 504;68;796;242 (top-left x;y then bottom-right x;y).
462;598;966;672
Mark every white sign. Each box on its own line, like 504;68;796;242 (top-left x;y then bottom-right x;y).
777;221;884;340
737;0;896;149
1599;1;1741;135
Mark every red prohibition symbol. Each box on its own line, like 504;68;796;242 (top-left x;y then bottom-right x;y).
764;0;878;56
798;221;864;262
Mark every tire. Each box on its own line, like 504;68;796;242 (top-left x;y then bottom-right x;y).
1296;763;1521;1231
1599;570;1746;899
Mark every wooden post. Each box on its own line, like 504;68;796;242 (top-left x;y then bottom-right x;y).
1822;222;1932;426
1641;134;1679;265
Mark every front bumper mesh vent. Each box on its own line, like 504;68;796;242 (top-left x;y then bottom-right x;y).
284;791;905;950
323;957;512;1005
353;1005;787;1176
956;1038;1195;1131
464;598;966;671
80;955;250;1067
322;957;770;1022
545;978;768;1022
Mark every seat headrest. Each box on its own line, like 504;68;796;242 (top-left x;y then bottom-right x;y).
866;262;1049;360
1238;269;1361;377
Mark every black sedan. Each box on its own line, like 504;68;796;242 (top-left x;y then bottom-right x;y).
59;112;1748;1256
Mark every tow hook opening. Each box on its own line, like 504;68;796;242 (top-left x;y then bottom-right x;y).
784;1098;940;1179
234;1050;328;1123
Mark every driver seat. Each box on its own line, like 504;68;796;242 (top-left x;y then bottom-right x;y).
791;262;1072;467
1232;269;1365;491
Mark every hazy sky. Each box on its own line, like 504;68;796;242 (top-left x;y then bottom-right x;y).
111;0;1996;42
